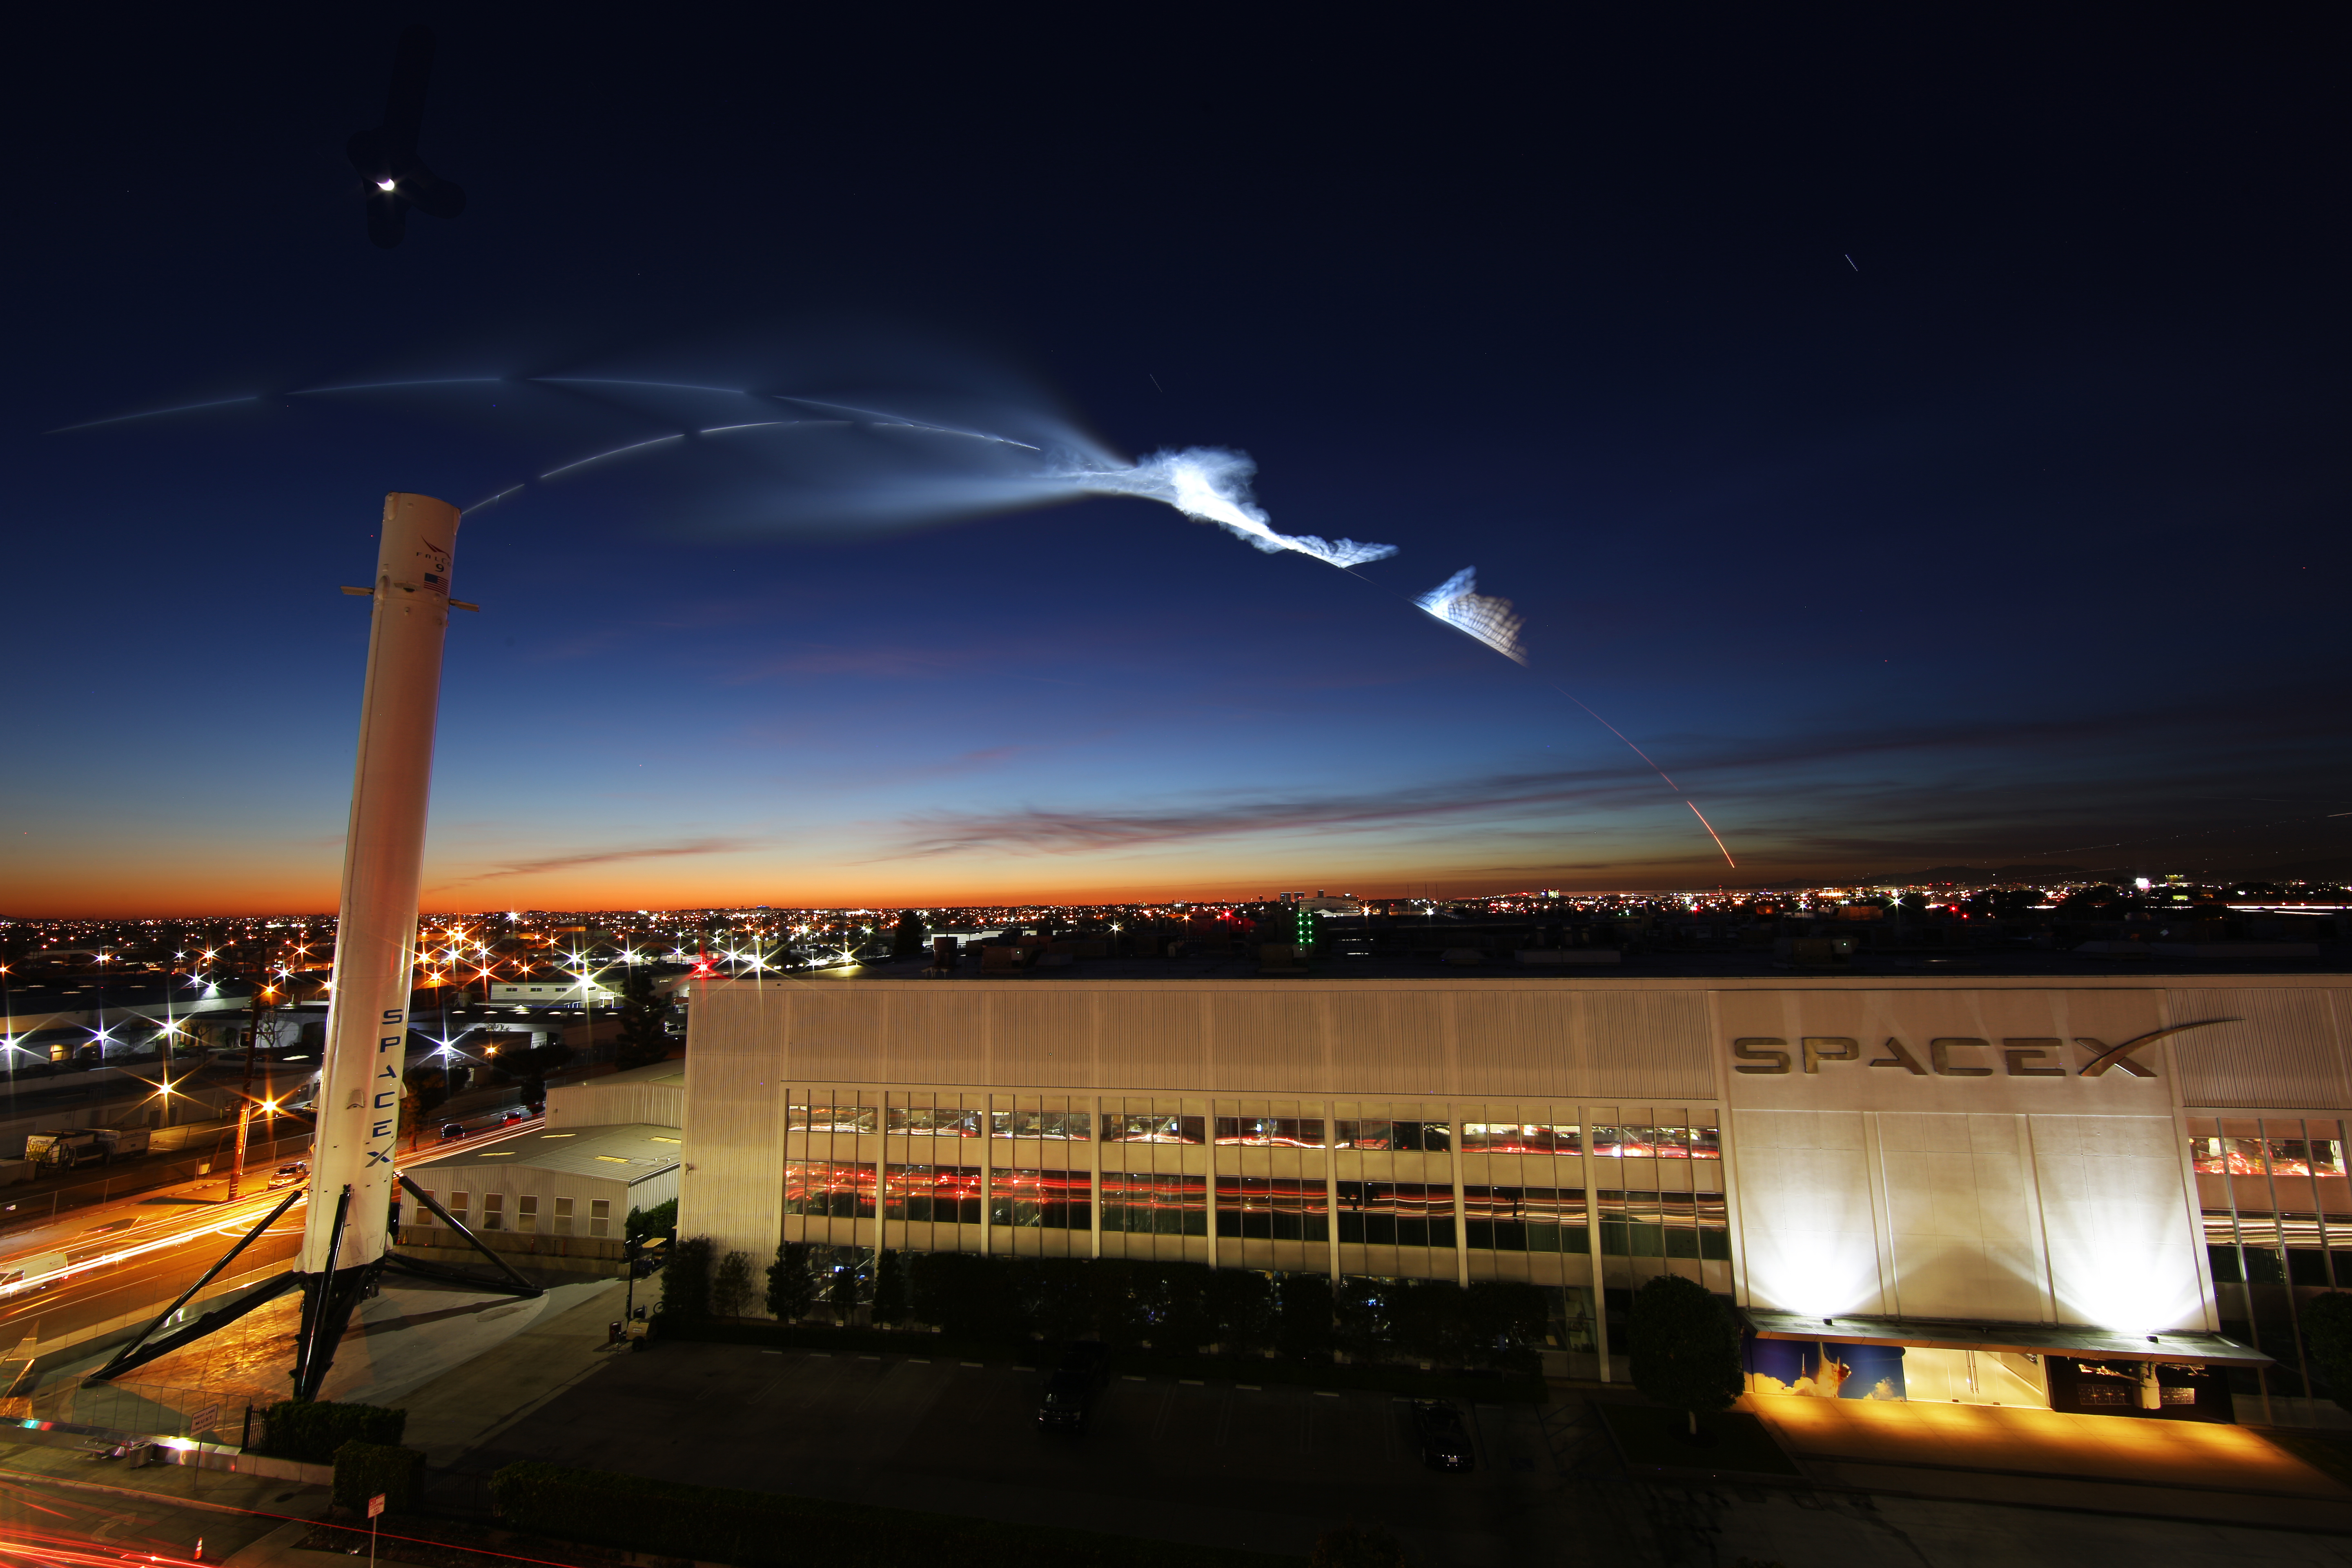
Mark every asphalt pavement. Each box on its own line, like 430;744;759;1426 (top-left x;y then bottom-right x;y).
0;1112;546;1376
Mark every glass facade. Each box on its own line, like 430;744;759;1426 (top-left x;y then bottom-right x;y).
1101;1171;1206;1234
1215;1177;1329;1240
989;1167;1089;1228
2189;1113;2352;1404
883;1163;984;1224
1461;1186;1586;1252
775;1085;1732;1376
1335;1182;1456;1246
785;1158;874;1218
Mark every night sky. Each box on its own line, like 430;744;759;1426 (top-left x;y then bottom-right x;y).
9;11;2347;916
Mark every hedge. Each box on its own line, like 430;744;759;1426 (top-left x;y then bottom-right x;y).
256;1399;407;1463
332;1440;426;1514
490;1461;1294;1568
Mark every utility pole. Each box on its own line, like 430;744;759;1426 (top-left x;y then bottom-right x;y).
225;1102;253;1202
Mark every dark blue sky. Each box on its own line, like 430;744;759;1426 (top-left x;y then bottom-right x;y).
9;9;2347;914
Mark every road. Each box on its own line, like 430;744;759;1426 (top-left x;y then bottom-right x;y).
0;1110;544;1363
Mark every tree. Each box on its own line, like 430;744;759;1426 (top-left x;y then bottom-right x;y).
1142;1263;1214;1354
658;1236;714;1326
765;1242;814;1321
403;1064;449;1120
611;966;675;1071
872;1250;908;1326
1334;1277;1388;1362
490;1040;574;1105
1030;1258;1094;1342
2304;1291;2352;1411
889;910;927;961
713;1251;754;1318
826;1252;862;1323
1276;1274;1336;1362
1627;1274;1744;1437
1209;1269;1274;1355
1462;1280;1547;1374
625;1198;677;1244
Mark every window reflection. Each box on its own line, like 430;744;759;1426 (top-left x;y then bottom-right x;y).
1460;1123;1581;1155
1334;1120;1450;1152
989;1109;1092;1141
787;1100;878;1134
886;1106;982;1137
1104;1113;1204;1144
1588;1123;1720;1159
1100;1172;1206;1234
1212;1116;1325;1147
1461;1185;1586;1252
882;1164;982;1223
785;1159;874;1217
988;1168;1090;1228
1335;1181;1456;1246
1214;1177;1330;1240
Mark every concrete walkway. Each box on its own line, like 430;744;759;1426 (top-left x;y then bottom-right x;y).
1747;1394;2352;1532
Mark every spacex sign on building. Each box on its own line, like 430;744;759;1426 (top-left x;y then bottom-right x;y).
672;970;2348;1425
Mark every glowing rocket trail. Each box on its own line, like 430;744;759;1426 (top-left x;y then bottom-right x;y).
1066;449;1397;569
1686;800;1737;868
1410;566;1737;869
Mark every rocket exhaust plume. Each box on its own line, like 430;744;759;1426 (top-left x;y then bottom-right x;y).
1065;448;1397;569
1416;568;1527;664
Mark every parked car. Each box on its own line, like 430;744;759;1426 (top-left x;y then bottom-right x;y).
266;1161;309;1189
1410;1400;1475;1470
1037;1342;1110;1433
439;1123;467;1140
501;1109;526;1125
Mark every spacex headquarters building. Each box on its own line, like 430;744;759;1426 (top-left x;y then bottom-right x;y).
671;967;2352;1425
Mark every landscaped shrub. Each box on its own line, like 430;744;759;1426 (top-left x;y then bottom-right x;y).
331;1440;425;1514
256;1399;405;1464
1276;1274;1336;1361
773;1251;1546;1375
656;1235;714;1326
1210;1268;1274;1354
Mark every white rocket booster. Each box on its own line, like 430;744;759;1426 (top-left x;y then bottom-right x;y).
302;492;462;1276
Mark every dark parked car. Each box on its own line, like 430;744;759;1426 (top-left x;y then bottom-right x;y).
1037;1342;1110;1432
440;1123;467;1140
1410;1400;1474;1470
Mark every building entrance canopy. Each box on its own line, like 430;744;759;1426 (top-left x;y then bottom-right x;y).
1742;1310;2271;1368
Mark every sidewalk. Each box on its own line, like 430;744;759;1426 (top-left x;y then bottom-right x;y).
1746;1393;2352;1531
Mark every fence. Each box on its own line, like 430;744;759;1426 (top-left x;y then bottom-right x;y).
0;1131;314;1234
18;1374;248;1445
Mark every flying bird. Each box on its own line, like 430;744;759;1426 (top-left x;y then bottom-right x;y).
347;25;467;248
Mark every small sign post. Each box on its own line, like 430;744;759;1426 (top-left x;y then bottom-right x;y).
368;1492;385;1568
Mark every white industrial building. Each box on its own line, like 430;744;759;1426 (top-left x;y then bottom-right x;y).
398;1122;682;1275
673;970;2352;1423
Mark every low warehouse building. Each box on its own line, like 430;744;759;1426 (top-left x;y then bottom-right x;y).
398;1122;682;1275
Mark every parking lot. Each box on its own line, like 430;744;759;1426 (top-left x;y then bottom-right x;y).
457;1342;1582;1564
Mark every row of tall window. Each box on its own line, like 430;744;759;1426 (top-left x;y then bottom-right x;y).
786;1096;1719;1158
780;1159;1729;1257
408;1187;612;1237
2189;1114;2352;1405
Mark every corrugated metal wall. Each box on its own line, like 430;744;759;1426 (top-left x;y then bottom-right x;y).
690;980;1719;1098
2168;987;2351;1108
